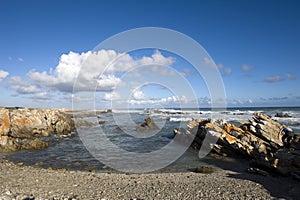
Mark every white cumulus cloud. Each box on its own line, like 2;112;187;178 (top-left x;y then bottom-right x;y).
103;91;120;101
96;75;122;91
0;69;9;81
132;88;146;100
9;76;41;94
27;50;175;93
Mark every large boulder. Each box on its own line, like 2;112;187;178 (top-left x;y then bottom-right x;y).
9;108;75;138
0;108;75;152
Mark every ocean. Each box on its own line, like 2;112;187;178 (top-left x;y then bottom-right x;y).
2;107;300;173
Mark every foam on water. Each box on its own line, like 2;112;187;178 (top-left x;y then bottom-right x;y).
169;117;193;122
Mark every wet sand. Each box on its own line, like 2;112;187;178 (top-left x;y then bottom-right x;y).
1;158;299;200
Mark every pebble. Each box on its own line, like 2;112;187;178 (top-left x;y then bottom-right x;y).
0;159;298;199
16;162;24;166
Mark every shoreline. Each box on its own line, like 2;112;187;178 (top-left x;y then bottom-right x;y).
1;158;299;199
1;107;300;199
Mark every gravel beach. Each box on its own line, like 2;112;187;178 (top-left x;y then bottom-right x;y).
1;159;299;200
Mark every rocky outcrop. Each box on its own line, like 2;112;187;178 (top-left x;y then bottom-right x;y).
0;108;75;152
136;117;159;131
177;112;300;178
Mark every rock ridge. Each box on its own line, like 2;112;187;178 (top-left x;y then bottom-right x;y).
176;112;300;178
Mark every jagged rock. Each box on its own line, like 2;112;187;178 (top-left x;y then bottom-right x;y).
8;108;75;137
136;117;159;131
0;108;75;152
182;112;300;178
250;112;283;147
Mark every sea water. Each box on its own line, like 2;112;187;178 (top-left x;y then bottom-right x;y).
2;107;300;173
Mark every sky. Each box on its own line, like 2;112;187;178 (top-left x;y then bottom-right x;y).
0;0;299;109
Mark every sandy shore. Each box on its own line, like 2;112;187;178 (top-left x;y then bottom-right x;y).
0;159;299;200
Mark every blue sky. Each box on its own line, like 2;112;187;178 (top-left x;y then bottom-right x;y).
0;0;299;108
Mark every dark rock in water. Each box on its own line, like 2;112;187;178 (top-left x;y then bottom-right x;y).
194;166;216;174
220;111;230;114
75;120;95;127
96;109;112;115
136;117;159;131
233;112;244;115
98;121;106;125
163;131;176;139
275;112;292;118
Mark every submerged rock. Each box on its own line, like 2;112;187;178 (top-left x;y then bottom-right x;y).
246;167;269;176
275;112;292;118
98;120;106;125
22;138;49;150
194;166;216;174
75;120;95;127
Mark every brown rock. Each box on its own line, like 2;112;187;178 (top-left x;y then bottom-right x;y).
249;112;283;147
22;138;49;150
0;108;10;136
0;136;21;152
0;108;75;152
183;112;300;178
136;117;159;131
